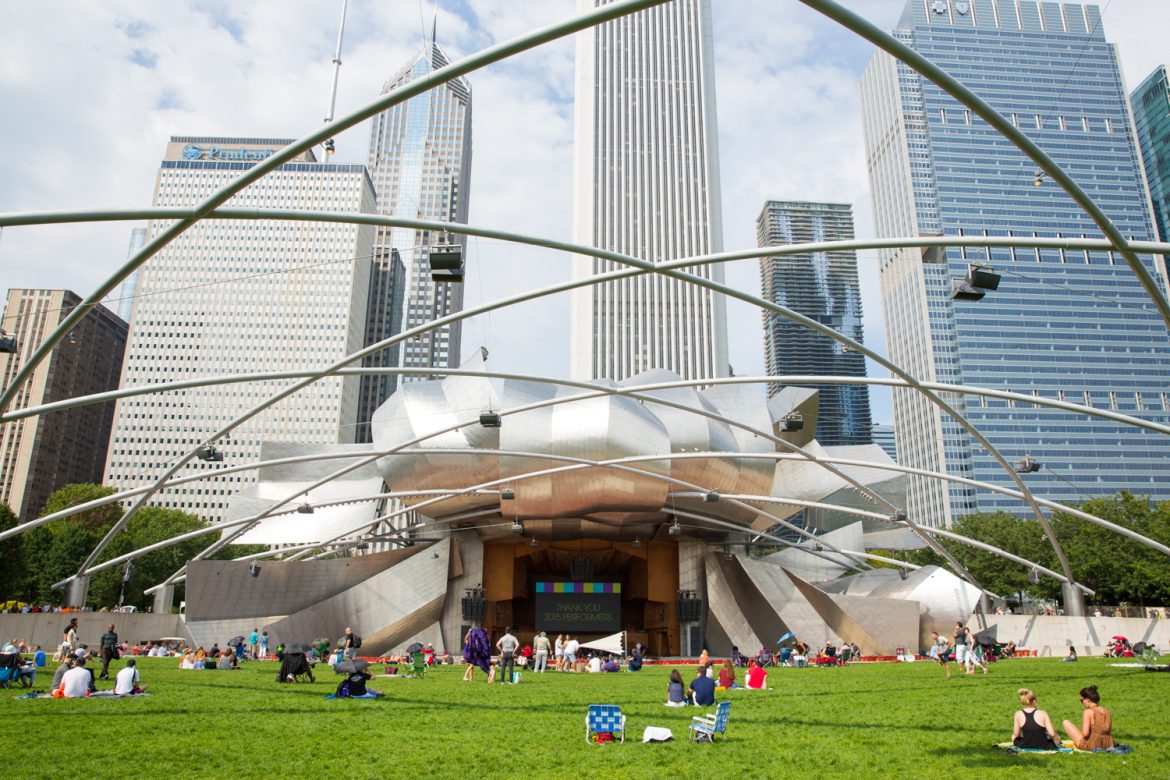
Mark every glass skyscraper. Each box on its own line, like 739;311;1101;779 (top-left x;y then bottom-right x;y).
362;36;471;432
1132;65;1170;243
756;201;872;445
860;0;1170;526
570;0;728;382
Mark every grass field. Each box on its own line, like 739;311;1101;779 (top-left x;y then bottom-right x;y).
4;655;1164;778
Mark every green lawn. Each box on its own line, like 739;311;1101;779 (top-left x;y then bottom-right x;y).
5;656;1163;778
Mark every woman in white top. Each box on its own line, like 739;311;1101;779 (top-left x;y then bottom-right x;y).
554;634;565;671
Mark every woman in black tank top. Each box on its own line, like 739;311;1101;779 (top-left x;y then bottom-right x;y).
1012;688;1060;748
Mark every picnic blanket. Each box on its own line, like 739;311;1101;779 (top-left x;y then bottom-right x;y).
324;692;380;699
994;741;1133;755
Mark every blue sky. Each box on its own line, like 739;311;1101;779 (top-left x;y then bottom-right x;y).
1;1;1165;425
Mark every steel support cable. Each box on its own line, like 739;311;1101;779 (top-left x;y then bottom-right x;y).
71;444;1100;594
8;366;1169;440
7;219;1148;590
66;295;900;581
1;206;1124;588
135;374;890;590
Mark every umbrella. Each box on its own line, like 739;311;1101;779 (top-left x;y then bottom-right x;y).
336;658;369;674
158;636;187;642
1112;636;1128;641
227;635;246;646
777;632;796;645
405;642;424;655
285;642;313;654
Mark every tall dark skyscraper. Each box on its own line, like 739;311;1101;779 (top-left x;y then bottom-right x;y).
1;289;127;519
756;201;872;446
861;0;1170;525
1132;65;1170;243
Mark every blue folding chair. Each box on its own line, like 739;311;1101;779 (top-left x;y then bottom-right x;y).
585;704;626;744
689;701;731;742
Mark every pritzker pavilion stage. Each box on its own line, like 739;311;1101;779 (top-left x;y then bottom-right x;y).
179;351;981;658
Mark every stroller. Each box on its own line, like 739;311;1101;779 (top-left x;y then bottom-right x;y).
277;650;315;683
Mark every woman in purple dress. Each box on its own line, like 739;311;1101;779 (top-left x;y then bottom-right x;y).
462;625;491;682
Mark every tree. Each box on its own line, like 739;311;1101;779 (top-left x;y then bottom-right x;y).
90;506;212;608
20;484;121;603
0;503;25;600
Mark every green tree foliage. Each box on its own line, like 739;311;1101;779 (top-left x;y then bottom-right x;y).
90;506;211;609
0;502;25;599
898;493;1170;607
20;484;121;603
1047;492;1170;605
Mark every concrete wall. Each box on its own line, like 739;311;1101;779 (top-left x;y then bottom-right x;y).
973;615;1170;656
0;613;189;650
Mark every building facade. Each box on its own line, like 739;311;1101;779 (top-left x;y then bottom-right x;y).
757;201;872;445
362;37;472;431
0;289;127;518
103;136;375;521
1132;65;1170;243
570;0;728;382
860;1;1170;525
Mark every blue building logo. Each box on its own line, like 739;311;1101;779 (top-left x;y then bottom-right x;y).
182;144;204;160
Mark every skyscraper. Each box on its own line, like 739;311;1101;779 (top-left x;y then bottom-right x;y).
756;201;872;445
104;137;375;520
363;35;472;426
1132;65;1170;243
860;1;1170;526
115;227;147;323
570;0;728;382
0;289;127;519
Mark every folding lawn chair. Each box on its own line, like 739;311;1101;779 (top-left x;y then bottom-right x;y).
0;653;24;688
585;704;626;744
689;701;731;743
404;651;428;678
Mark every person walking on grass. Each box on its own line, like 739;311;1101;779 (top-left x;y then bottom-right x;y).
56;618;78;662
952;621;969;670
963;628;988;676
496;626;519;684
931;632;953;678
248;628;260;660
258;630;269;660
99;623;119;680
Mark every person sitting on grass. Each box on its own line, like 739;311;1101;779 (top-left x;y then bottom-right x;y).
114;659;146;695
718;659;737;689
1063;647;1077;663
665;669;687;707
588;653;602;673
1012;688;1061;750
627;651;643;672
745;660;767;690
217;648;237;670
602;656;620;673
49;654;75;691
1062;685;1114;751
60;656;92;698
337;669;382;698
689;665;716;706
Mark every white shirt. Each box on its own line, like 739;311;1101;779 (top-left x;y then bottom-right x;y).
61;667;90;698
588;657;601;673
115;666;139;695
565;640;580;654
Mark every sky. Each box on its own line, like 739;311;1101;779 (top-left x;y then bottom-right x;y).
1;0;1167;425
